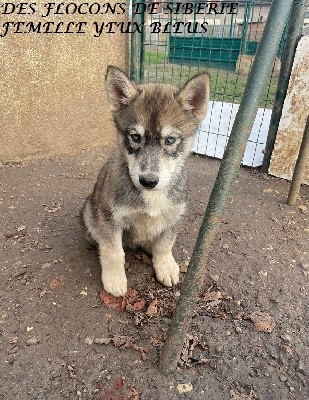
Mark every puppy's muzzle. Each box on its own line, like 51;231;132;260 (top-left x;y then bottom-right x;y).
139;174;159;189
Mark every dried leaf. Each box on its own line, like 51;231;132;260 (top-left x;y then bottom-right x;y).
177;383;193;394
127;385;139;400
179;260;189;273
94;337;112;345
135;253;152;266
48;276;65;289
125;288;146;312
230;389;254;399
99;291;126;311
93;335;148;361
180;334;200;365
67;364;78;379
249;311;276;333
150;335;164;348
206;299;222;308
46;202;62;213
97;379;139;400
146;298;158;316
204;291;223;302
210;274;220;283
113;376;125;390
129;298;146;311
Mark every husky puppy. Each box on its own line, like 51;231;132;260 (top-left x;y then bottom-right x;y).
82;66;210;297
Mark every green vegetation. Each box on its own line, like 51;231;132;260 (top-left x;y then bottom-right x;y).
143;51;277;109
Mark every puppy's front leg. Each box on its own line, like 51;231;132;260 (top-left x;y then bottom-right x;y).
98;228;127;297
152;228;179;287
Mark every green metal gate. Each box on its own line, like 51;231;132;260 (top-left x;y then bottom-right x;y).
129;0;304;168
169;37;259;70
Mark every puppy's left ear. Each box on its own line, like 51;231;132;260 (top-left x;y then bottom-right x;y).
177;73;210;122
105;65;138;111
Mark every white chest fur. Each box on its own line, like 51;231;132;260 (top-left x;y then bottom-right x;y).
113;190;185;244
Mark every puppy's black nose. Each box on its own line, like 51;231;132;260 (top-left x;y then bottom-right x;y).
139;175;159;189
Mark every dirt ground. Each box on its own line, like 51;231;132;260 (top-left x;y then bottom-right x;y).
0;147;308;400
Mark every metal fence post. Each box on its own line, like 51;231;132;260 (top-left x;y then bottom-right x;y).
287;116;309;206
262;0;309;173
159;0;294;375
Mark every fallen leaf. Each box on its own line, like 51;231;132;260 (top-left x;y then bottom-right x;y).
99;290;126;311
177;383;193;394
230;389;254;399
210;274;220;283
179;260;189;273
135;253;152;266
94;335;148;360
46;202;62;213
94;337;112;345
282;345;293;356
48;276;65;289
127;385;139;400
206;299;222;308
249;311;276;333
150;335;164;347
66;364;78;379
113;376;125;390
39;289;50;298
258;270;268;277
146;298;158;317
97;378;139;400
125;288;146;312
129;298;146;311
204;291;223;302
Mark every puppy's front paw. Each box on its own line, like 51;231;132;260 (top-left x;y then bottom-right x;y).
153;255;179;287
101;267;127;297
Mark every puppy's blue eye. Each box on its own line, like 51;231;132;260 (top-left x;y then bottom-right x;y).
131;133;141;143
165;136;176;145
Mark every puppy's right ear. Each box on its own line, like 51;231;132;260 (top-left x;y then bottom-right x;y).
105;66;138;111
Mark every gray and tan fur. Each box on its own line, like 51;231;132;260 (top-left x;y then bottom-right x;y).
81;66;210;297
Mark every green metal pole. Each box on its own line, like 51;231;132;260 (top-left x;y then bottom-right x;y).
139;1;145;82
262;0;309;173
240;1;252;55
130;0;144;82
159;0;294;375
287;116;309;206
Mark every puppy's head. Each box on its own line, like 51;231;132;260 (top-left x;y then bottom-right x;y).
105;66;210;190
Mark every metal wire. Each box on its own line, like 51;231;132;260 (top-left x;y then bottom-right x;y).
134;0;290;167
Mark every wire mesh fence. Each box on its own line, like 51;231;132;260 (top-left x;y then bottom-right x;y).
133;0;291;167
